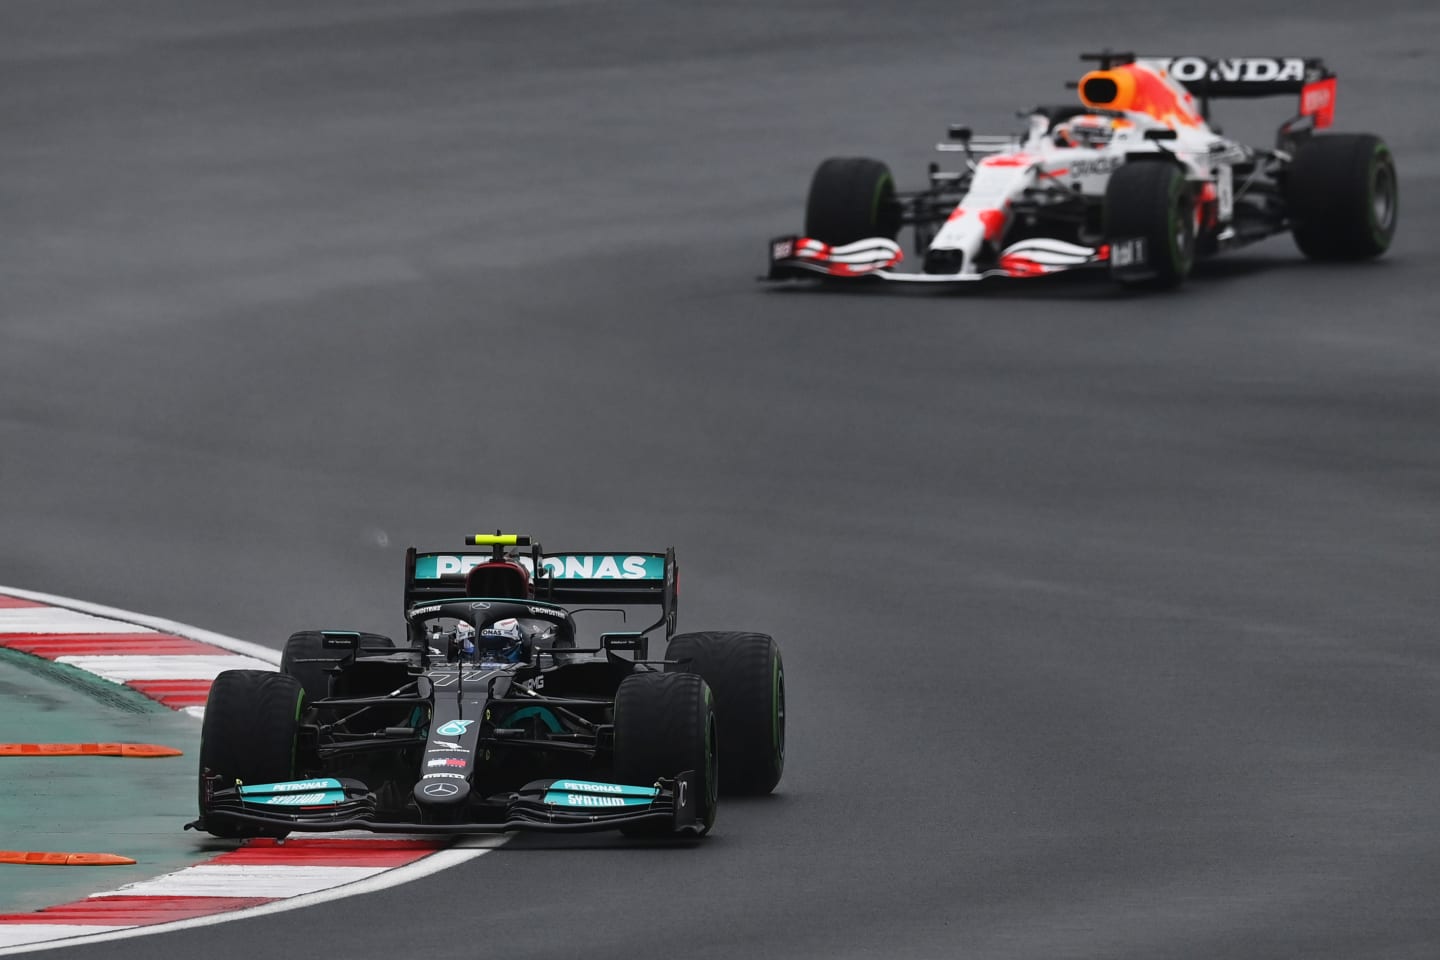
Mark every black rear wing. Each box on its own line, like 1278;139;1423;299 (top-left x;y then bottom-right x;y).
1134;55;1331;98
403;541;679;636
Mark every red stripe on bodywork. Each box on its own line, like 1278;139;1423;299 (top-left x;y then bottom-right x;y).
977;209;1007;242
946;207;1008;242
998;255;1049;278
0;896;277;925
0;596;46;609
980;153;1037;168
212;838;442;868
0;634;218;657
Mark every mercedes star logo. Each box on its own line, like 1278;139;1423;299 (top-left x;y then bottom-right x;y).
423;781;460;798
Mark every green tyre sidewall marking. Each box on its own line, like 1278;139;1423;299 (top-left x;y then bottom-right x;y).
291;688;304;775
870;172;892;229
1166;172;1191;277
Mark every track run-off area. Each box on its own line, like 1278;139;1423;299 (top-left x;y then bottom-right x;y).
3;2;1439;958
0;589;500;954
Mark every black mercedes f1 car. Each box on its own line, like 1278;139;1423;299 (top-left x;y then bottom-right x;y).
190;534;785;839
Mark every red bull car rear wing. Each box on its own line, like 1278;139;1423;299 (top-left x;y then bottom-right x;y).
1078;52;1337;127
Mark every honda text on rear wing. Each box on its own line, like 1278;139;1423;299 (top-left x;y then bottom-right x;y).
1076;51;1338;129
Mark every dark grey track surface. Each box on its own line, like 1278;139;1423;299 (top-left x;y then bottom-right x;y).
3;2;1438;957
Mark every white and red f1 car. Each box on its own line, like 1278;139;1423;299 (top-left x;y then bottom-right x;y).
766;53;1397;289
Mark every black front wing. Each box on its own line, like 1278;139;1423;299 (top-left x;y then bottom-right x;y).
188;773;703;836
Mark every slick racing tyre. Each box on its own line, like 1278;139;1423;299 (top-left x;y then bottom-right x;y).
613;671;717;836
804;156;902;245
1287;134;1397;260
1104;161;1195;289
198;670;304;839
281;630;394;704
666;631;784;795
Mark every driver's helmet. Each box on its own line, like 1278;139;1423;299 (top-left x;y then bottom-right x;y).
1053;114;1115;149
476;617;527;663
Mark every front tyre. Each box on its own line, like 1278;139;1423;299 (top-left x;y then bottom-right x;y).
197;670;304;839
666;631;784;795
613;672;717;836
280;630;393;704
804;157;901;245
1104;161;1195;289
1287;134;1398;260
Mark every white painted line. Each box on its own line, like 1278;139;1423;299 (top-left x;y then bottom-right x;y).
0;839;504;956
0;587;281;664
0;927;134;949
0;608;159;635
90;864;388;899
0;588;511;956
180;705;206;720
54;654;275;682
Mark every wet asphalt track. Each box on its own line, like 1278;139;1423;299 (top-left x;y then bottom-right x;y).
3;2;1440;957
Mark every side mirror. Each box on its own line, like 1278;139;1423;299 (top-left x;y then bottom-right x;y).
947;125;972;143
601;631;645;652
320;630;360;651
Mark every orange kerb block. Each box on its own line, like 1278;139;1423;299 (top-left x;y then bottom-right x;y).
0;851;136;866
0;743;183;758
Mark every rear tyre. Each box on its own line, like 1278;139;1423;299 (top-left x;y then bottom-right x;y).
1287;133;1397;260
666;631;784;795
804;157;901;245
613;671;717;836
281;630;393;704
197;670;304;839
1104;161;1195;289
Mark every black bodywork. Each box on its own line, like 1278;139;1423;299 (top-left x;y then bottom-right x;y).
197;543;705;836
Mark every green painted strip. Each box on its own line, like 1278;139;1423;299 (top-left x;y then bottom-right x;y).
0;652;202;913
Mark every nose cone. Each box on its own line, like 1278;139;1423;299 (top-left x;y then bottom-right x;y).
415;777;471;806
